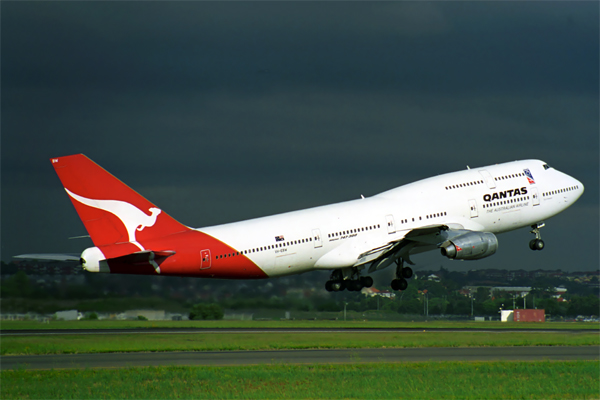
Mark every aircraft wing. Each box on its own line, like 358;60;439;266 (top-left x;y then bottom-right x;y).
363;224;453;272
315;224;455;270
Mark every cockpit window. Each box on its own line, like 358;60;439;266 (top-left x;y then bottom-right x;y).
543;164;551;170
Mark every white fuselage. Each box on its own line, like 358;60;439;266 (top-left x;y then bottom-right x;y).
200;160;584;277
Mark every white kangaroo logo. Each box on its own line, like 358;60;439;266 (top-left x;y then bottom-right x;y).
65;189;161;251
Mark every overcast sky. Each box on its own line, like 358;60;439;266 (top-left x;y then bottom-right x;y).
2;2;598;275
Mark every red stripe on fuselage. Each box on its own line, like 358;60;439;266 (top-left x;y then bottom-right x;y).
103;230;268;279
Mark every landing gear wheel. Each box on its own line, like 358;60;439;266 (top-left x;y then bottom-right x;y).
360;276;374;288
325;281;334;292
529;222;546;251
348;280;363;291
529;239;545;251
391;278;408;291
393;258;413;290
331;280;345;292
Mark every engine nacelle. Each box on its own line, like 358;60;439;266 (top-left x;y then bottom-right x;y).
440;232;498;260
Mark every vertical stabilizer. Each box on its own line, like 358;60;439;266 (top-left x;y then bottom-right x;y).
51;154;188;250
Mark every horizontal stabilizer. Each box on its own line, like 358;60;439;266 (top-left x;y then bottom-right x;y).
13;254;81;262
84;249;176;275
108;250;176;265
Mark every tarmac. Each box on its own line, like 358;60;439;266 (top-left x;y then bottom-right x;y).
3;346;598;370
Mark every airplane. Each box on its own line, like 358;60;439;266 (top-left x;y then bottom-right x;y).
17;154;584;292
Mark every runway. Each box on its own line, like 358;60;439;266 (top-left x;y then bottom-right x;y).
2;346;598;370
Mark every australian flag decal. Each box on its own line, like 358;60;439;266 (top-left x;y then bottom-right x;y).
275;235;285;242
523;168;535;185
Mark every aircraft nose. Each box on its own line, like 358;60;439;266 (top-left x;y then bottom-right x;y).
573;177;584;199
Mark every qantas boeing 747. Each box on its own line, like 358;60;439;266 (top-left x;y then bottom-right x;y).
17;154;584;292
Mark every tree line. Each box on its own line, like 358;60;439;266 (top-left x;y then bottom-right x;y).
1;263;598;318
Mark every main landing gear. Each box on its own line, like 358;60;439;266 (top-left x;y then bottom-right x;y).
529;222;545;251
325;269;373;292
391;258;413;291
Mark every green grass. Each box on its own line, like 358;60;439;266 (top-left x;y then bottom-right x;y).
2;331;598;355
2;319;599;330
2;361;598;399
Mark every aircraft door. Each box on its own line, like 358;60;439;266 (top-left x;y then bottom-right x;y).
531;188;540;206
200;249;211;270
312;229;322;248
479;170;496;189
385;215;396;234
468;199;478;218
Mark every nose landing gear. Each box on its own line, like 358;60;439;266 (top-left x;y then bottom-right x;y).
529;222;545;251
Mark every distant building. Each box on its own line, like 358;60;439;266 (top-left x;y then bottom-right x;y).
492;286;532;297
361;287;395;299
224;312;254;321
500;310;514;322
124;310;165;320
55;310;80;321
554;287;567;301
461;285;568;300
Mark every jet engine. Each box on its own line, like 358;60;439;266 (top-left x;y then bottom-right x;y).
440;232;498;260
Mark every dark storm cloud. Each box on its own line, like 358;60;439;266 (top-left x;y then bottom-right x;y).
2;2;598;272
5;2;596;95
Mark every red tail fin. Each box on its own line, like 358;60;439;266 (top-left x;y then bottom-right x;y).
51;154;189;249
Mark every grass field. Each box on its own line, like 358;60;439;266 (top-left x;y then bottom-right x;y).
2;361;598;399
3;320;597;399
2;319;599;330
2;331;598;355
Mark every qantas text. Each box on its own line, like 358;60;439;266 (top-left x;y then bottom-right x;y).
483;187;528;202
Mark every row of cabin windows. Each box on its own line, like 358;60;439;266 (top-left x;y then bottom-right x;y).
215;236;314;260
495;172;525;181
482;196;529;208
445;180;483;190
328;224;380;238
445;172;528;191
396;211;447;224
425;211;447;219
543;185;579;197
